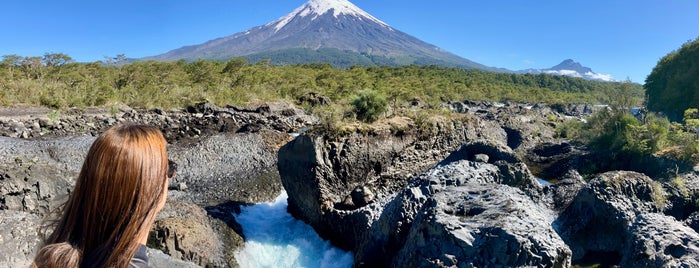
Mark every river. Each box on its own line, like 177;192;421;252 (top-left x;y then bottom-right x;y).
233;191;354;268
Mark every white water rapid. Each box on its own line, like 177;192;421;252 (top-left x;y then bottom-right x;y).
233;191;354;268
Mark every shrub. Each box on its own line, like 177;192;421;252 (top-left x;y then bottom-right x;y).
352;89;387;123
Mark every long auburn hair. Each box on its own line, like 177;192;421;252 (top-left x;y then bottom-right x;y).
33;124;169;268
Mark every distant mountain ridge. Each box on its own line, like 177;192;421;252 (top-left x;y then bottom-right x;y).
145;0;501;71
519;59;614;82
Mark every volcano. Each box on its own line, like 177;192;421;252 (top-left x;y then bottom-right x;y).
146;0;496;70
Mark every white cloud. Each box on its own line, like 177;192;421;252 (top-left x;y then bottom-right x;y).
544;69;583;78
542;69;615;82
584;71;614;82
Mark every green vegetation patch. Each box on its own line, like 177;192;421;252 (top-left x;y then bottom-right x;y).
1;53;643;112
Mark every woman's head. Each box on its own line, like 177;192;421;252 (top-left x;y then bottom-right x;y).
34;124;170;268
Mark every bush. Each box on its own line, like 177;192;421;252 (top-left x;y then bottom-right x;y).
352;89;387;123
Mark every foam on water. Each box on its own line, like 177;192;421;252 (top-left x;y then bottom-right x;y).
234;191;354;268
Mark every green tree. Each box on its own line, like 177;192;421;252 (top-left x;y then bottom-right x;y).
42;52;73;67
352;88;387;123
645;37;699;120
1;54;23;79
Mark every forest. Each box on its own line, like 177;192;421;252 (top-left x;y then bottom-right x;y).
0;53;643;111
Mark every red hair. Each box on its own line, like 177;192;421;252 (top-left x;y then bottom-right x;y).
33;124;168;268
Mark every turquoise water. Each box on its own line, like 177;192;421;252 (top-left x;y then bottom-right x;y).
234;191;354;268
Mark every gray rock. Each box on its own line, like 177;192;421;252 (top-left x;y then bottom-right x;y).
279;137;558;266
0;210;41;268
0;161;76;216
621;213;699;267
149;201;229;267
523;142;589;180
472;153;489;163
549;169;587;211
687;211;699;232
393;184;571;268
168;131;287;204
556;171;666;260
146;248;202;268
350;186;375;207
278;119;508;249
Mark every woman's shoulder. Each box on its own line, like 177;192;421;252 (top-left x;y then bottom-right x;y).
129;245;150;268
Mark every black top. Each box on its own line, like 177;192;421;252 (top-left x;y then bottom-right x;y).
129;245;150;268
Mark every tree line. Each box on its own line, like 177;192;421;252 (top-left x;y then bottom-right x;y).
0;53;643;111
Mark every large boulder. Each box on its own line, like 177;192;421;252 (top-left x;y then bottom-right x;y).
0;136;111;218
149;200;232;267
556;171;666;262
358;143;558;267
621;213;699;267
394;184;571;267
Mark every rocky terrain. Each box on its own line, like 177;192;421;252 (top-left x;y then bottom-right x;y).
0;101;313;267
2;100;699;267
278;101;699;267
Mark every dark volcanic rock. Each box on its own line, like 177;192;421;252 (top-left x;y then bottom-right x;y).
621;213;699;267
523;142;590;180
149;201;230;267
556;171;667;261
0;136;92;217
0;101;316;142
278;117;507;250
146;248;201;268
394;184;570;268
549;170;587;211
167;131;289;204
0;161;75;216
280;134;568;266
687;211;699;232
446;101;562;152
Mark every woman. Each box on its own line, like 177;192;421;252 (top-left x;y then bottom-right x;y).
32;124;176;268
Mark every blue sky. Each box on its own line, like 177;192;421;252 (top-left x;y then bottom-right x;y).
1;0;697;83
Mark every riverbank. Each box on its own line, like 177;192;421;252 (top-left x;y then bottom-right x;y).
2;100;698;267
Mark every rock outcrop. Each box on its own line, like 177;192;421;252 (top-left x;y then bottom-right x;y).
621;213;699;267
554;171;699;265
0;101;315;142
149;201;231;267
556;171;665;259
278;116;507;250
394;184;570;267
280;134;572;266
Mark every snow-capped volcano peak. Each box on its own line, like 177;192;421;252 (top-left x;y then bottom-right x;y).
269;0;389;31
519;59;615;82
146;0;489;70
